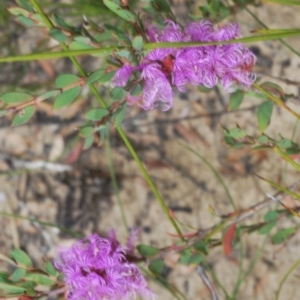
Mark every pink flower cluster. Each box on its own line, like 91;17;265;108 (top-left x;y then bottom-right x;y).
112;20;256;111
54;231;154;300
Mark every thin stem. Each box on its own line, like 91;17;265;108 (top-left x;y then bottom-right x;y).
273;146;300;172
180;143;236;210
245;7;300;58
117;127;184;239
28;0;183;239
106;128;129;233
275;256;300;300
2;30;300;63
253;82;300;120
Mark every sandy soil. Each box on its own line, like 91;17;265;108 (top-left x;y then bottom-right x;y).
1;1;300;300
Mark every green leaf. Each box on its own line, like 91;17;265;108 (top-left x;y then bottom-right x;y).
257;101;273;132
179;249;192;264
115;103;127;126
12;105;35;126
49;29;67;43
25;273;54;286
95;31;112;43
45;261;57;277
53;14;76;31
104;24;131;45
264;210;280;222
55;74;80;88
85;108;109;121
258;135;269;144
137;245;159;258
103;0;137;22
130;84;142;96
98;71;117;84
20;280;37;289
0;282;25;294
83;136;94;150
86;69;104;84
38;90;61;101
193;241;209;255
111;87;126;101
10;268;26;282
0;272;9;283
272;228;296;244
277;138;293;149
229;90;244;110
26;286;37;296
15;0;35;12
8;7;31;17
54;87;81;109
69;41;93;51
132;36;144;51
229;128;246;139
11;249;32;268
1;92;32;104
80;126;94;137
258;221;276;235
16;15;35;27
188;253;204;265
148;260;164;275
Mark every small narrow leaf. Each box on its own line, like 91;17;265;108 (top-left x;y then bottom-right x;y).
103;0;137;22
24;273;54;286
16;15;35;27
111;87;126;101
258;221;276;235
229;128;246;139
98;71;117;84
55;74;80;88
193;241;209;255
188;253;204;265
264;211;280;222
54;87;81;109
272;228;296;244
130;84;142;96
10;268;26;282
229;90;244;110
277;138;293;149
11;249;32;268
83;136;94;150
38;90;61;101
15;0;35;13
148;260;164;275
53;14;76;31
8;7;31;17
12;105;35;126
179;249;192;264
45;261;57;277
49;29;67;43
0;282;25;294
132;36;144;51
257;101;273;132
137;245;159;258
80;126;94;137
69;41;93;50
86;69;104;84
1;92;32;104
85;108;109;121
115;103;127;126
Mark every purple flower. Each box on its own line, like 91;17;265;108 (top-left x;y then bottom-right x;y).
111;19;256;111
54;231;154;300
111;65;134;87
